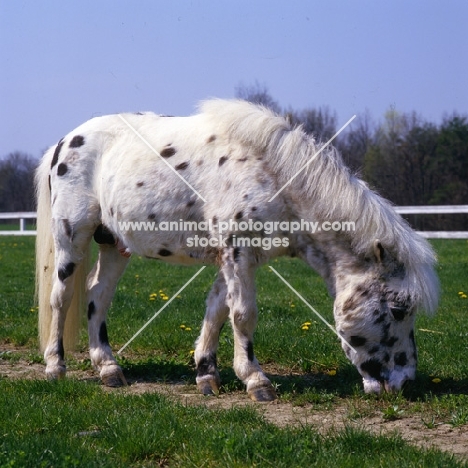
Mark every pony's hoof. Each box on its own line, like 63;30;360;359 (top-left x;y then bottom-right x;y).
248;384;277;402
46;365;66;380
196;376;220;396
101;365;128;387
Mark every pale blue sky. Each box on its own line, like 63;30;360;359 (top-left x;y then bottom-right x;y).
1;0;467;157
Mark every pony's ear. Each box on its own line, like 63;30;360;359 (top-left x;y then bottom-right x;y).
373;239;385;263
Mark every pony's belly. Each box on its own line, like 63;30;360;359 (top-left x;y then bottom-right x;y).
124;232;217;266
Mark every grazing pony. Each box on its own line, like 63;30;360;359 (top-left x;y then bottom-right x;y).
36;99;439;400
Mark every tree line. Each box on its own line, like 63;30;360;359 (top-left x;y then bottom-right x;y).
235;82;468;230
1;84;467;230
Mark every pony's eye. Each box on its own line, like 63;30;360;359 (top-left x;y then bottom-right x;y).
390;307;406;321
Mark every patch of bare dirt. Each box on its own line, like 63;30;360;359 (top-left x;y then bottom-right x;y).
1;353;467;460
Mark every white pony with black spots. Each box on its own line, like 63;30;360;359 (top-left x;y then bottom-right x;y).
35;99;439;400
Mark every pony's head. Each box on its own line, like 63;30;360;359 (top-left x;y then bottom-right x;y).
333;239;438;394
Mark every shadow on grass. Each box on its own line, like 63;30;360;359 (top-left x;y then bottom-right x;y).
404;373;468;400
120;356;195;385
118;356;468;404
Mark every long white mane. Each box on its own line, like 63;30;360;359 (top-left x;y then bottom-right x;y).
200;99;439;314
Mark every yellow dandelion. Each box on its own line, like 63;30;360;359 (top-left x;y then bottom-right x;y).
327;370;337;376
458;291;464;295
30;308;36;312
432;378;441;384
185;327;192;331
135;274;139;278
189;350;195;356
290;304;295;308
162;296;169;301
302;322;312;327
462;294;467;299
149;297;156;301
301;325;309;331
180;324;186;329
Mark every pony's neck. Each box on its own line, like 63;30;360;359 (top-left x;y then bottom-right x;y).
295;232;365;300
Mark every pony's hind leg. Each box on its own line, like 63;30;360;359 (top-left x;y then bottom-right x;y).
221;248;277;402
86;243;130;386
44;223;93;380
194;272;230;395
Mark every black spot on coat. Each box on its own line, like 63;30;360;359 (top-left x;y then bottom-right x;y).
58;262;75;281
235;211;243;220
246;341;254;362
51;139;64;168
390;307;406;321
160;147;176;158
69;135;85;148
381;336;398;347
58;338;64;361
99;322;109;345
350;335;367;347
175;161;189;170
158;248;172;257
394;352;408;367
360;359;383;381
233;247;240;262
87;301;96;320
207;135;216;143
218;156;228;166
136;181;144;187
57;163;68;176
197;353;217;377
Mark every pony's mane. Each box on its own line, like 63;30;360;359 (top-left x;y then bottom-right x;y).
200;99;439;314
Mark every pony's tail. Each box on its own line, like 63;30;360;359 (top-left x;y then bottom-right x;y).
35;148;90;352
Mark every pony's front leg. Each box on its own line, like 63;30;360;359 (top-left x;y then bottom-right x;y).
86;244;129;386
194;272;230;395
221;248;277;402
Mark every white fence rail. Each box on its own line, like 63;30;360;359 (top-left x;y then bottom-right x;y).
1;206;468;238
0;212;37;236
393;205;468;239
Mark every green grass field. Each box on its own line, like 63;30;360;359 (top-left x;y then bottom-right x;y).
0;236;467;466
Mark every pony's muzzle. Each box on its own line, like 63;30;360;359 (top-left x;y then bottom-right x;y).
363;374;413;394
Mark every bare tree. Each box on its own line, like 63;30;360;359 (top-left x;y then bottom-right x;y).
285;106;338;142
234;81;282;114
0;152;38;212
337;110;374;172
